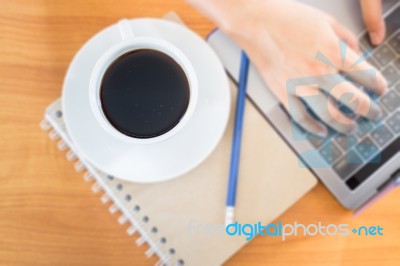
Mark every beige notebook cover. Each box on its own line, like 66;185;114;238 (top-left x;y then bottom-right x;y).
41;13;317;266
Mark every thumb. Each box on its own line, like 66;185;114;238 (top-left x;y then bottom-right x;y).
360;0;385;45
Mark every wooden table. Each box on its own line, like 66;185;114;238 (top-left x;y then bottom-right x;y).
1;0;399;265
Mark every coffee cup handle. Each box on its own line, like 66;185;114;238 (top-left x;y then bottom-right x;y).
118;19;135;40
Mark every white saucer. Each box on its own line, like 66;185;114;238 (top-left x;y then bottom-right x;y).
62;18;230;183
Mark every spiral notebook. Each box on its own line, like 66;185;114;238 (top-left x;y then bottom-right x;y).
40;13;317;266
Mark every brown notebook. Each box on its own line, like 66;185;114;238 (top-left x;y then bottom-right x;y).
41;13;317;266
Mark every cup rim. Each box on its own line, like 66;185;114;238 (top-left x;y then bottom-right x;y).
89;36;198;144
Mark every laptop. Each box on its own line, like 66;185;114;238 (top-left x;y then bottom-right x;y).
208;0;400;209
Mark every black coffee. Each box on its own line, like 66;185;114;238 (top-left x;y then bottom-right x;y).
100;49;190;138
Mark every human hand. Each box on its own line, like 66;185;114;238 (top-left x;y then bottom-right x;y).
189;0;388;136
360;0;385;45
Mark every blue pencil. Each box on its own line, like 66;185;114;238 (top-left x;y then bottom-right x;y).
225;51;250;226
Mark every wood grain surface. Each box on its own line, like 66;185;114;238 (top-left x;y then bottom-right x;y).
0;0;399;265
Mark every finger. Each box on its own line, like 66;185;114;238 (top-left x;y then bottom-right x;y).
301;92;357;134
319;74;382;120
341;49;388;94
331;20;359;52
360;0;385;45
285;95;328;137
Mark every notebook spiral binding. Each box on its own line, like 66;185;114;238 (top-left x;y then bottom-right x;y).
40;100;186;266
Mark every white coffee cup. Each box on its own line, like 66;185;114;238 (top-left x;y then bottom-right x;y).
89;19;198;144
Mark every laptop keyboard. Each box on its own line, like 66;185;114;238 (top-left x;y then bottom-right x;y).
302;4;400;190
